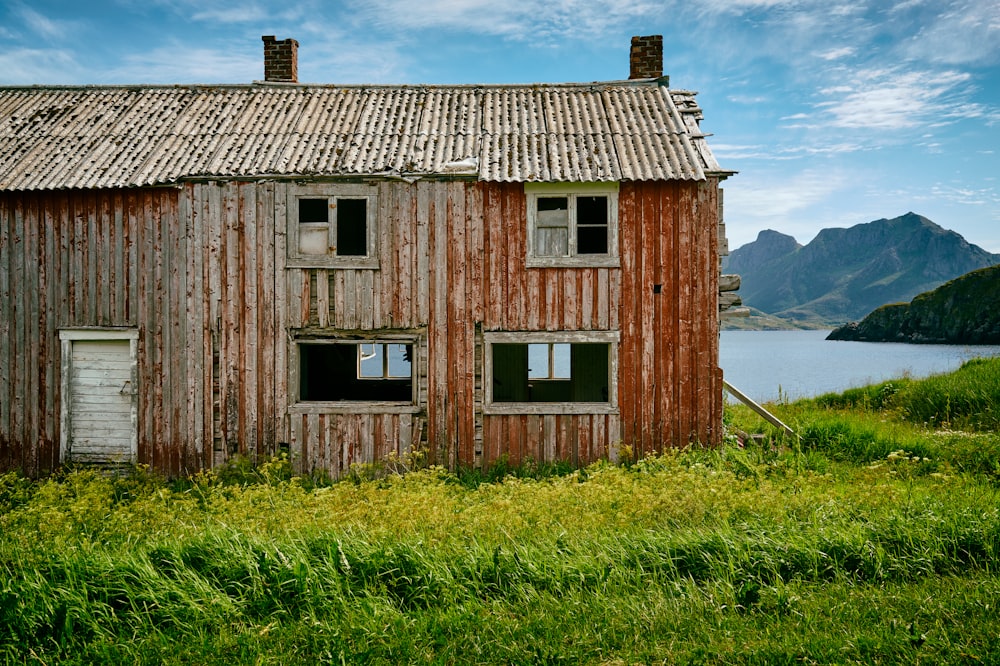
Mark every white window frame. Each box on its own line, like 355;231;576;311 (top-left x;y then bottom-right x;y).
289;335;420;414
483;330;619;415
525;182;619;268
286;183;379;269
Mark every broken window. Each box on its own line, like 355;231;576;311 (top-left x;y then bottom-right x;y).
485;332;618;412
288;185;377;268
526;184;618;266
298;341;413;402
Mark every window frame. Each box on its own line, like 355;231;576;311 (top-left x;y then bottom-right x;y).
483;330;619;415
289;335;420;414
286;183;379;269
525;182;619;268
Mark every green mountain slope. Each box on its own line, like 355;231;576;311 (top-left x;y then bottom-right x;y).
827;265;1000;344
723;213;1000;326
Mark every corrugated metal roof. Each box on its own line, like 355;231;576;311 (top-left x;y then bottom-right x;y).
0;81;731;191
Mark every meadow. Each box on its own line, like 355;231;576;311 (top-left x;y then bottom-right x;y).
2;358;1000;664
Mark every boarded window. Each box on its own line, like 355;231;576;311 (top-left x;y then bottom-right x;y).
299;342;413;402
492;342;608;403
534;197;569;257
298;198;330;255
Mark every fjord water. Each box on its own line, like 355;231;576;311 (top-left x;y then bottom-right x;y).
720;329;1000;403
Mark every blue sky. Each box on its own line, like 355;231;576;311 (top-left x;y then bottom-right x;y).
2;0;999;253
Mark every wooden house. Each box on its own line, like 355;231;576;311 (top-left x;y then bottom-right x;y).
0;35;734;477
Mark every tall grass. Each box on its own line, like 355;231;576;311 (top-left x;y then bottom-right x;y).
2;358;1000;664
3;450;1000;664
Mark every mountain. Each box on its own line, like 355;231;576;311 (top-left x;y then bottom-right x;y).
827;265;1000;344
722;213;1000;326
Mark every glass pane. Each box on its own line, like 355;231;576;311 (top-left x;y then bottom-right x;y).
336;198;367;256
527;344;549;379
358;343;384;378
386;344;412;378
551;343;571;378
298;224;329;255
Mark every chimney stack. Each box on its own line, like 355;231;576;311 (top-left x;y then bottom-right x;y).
629;35;664;80
262;35;299;83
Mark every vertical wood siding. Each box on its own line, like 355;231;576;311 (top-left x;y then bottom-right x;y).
0;177;721;478
1;189;211;476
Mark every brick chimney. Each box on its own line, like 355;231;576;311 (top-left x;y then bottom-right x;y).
262;35;299;83
629;35;663;80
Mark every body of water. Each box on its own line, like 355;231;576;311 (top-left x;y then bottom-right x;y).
720;330;1000;404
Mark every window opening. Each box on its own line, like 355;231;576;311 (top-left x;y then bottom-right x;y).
336;198;367;256
300;342;413;401
576;195;609;254
493;342;608;403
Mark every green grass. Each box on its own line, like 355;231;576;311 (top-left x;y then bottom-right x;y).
3;357;1000;664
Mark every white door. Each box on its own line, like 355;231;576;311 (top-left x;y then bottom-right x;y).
60;331;138;465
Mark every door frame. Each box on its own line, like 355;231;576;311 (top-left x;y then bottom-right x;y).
58;328;139;464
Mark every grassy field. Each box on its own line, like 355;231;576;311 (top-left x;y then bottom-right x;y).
2;359;1000;664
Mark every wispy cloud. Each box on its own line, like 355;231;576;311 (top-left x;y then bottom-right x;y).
191;6;270;23
348;0;663;41
816;46;855;61
814;67;983;130
0;48;84;84
108;45;259;83
11;3;77;41
727;168;850;219
901;0;1000;66
928;184;1000;207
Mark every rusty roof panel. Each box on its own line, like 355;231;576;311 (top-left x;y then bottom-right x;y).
0;82;730;190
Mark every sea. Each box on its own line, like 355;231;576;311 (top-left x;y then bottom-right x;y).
720;329;1000;404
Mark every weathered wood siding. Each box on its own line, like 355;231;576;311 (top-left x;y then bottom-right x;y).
283;179;720;472
0;177;721;478
0;189;210;475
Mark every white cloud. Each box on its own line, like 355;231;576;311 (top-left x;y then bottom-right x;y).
348;0;664;41
901;0;1000;66
108;45;259;83
11;3;77;40
192;6;270;23
816;46;855;61
726;168;849;220
928;184;1000;206
0;48;84;84
815;67;983;130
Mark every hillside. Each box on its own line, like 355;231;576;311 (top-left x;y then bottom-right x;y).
827;264;1000;344
723;213;1000;326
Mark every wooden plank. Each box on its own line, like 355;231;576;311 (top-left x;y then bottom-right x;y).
482;185;503;329
257;183;277;459
616;183;637;452
242;183;259;461
0;195;12;469
222;183;241;458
